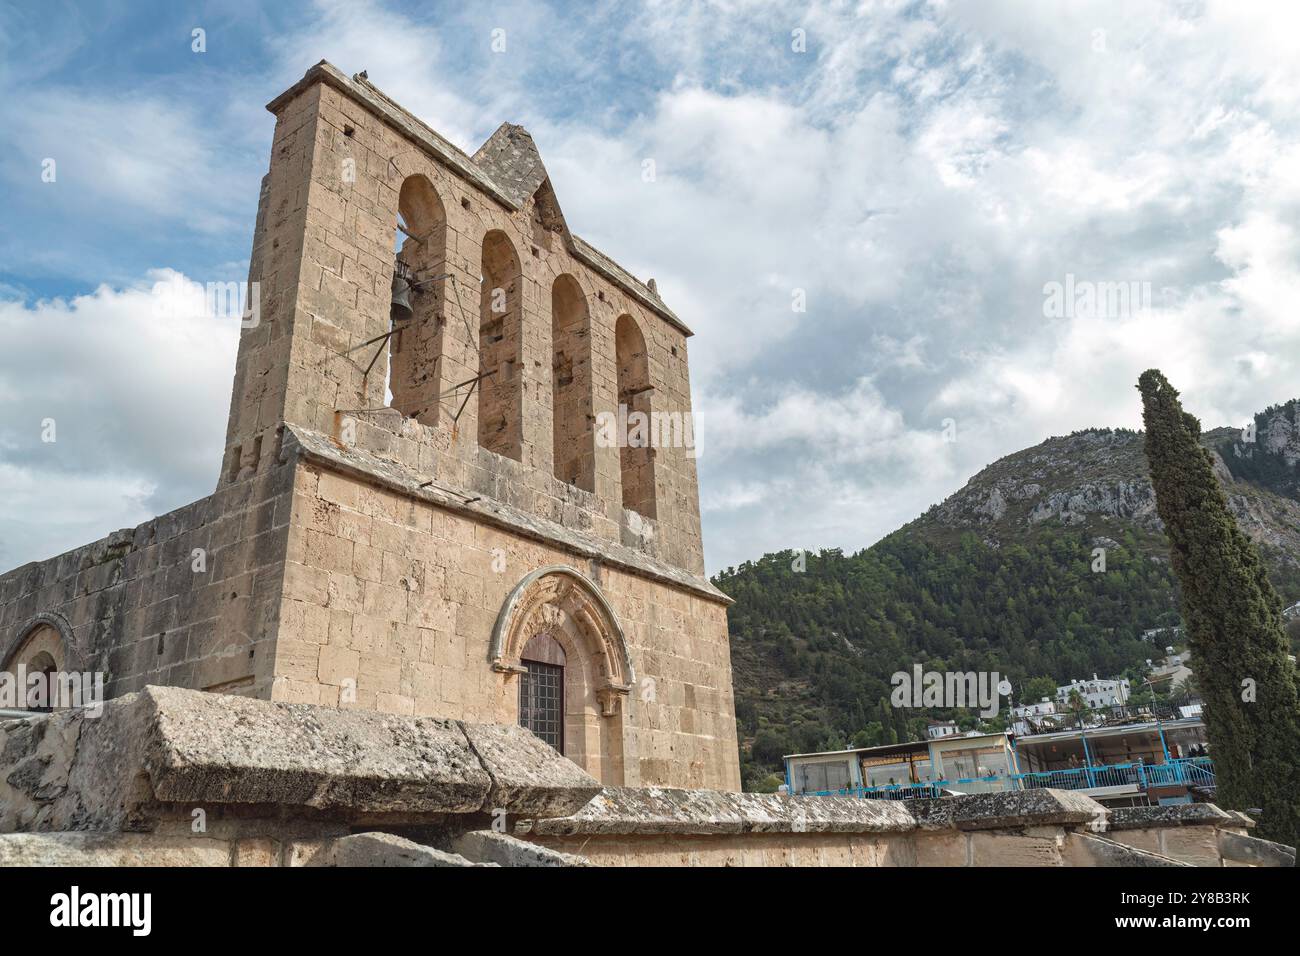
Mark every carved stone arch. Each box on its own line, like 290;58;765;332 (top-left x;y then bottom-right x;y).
2;611;77;673
491;566;637;785
2;612;79;711
490;565;634;715
615;313;656;519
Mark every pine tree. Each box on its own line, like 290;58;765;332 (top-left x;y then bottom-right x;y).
1138;369;1300;846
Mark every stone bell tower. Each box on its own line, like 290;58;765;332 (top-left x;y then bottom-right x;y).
215;62;740;789
0;62;740;792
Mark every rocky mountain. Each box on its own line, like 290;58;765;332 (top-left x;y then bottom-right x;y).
909;411;1300;565
718;401;1300;790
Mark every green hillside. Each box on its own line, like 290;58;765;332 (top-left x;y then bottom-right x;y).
718;407;1300;791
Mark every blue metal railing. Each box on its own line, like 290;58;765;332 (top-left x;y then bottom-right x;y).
806;783;945;801
797;758;1214;800
1013;756;1214;793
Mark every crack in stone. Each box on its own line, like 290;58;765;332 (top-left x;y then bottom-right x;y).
455;721;497;813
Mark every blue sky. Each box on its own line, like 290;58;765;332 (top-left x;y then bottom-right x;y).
3;0;1300;574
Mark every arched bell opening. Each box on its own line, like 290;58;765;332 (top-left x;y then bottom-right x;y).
388;174;449;425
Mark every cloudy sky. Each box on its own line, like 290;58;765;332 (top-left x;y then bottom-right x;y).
2;0;1299;574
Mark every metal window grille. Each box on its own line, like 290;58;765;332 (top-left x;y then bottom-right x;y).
519;660;564;752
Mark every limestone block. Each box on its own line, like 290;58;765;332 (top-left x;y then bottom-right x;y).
1217;829;1295;867
1063;832;1190;867
232;837;280;867
460;722;601;817
453;829;589;867
141;685;490;814
968;830;1063;866
1159;826;1225;866
0;832;231;867
308;831;485;867
906;788;1105;831
1;685;599;832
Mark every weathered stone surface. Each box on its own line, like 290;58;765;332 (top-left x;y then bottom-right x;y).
1217;829;1296;867
459;722;600;818
286;426;726;604
453;829;589;867
1;685;597;831
966;830;1064;866
0;465;294;704
527;786;915;837
0;832;232;867
1106;803;1234;830
1064;832;1191;867
308;831;485;867
906;788;1105;831
143;685;490;813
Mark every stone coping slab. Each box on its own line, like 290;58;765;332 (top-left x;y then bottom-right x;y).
527;787;1117;839
905;788;1106;831
527;787;917;837
2;685;598;831
1106;803;1236;831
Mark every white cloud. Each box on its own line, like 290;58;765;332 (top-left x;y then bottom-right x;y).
0;273;239;567
5;0;1300;576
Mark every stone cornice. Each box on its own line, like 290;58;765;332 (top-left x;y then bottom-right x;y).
285;425;732;607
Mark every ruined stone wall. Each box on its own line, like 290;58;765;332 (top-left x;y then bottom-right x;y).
0;457;295;701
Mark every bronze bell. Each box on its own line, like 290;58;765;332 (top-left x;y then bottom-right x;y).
390;259;414;325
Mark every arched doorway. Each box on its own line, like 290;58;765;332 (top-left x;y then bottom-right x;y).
2;620;68;712
490;566;636;785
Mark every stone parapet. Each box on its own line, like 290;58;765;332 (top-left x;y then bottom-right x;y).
1105;803;1237;830
905;788;1105;831
0;685;598;834
524;786;915;837
4;688;1292;867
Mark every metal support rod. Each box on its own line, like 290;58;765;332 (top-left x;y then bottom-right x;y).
446;275;480;356
451;371;494;427
396;221;424;244
344;324;408;357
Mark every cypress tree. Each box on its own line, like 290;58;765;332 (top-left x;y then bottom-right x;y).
1138;369;1300;846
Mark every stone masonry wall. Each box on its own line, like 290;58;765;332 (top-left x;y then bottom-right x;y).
0;451;295;700
275;454;740;790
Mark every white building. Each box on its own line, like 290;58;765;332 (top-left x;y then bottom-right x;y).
1009;698;1057;736
926;720;959;740
1056;675;1130;709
